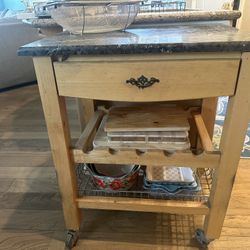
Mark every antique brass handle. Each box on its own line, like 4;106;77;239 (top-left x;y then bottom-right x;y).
126;75;160;89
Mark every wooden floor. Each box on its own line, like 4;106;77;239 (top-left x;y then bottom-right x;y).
0;85;250;250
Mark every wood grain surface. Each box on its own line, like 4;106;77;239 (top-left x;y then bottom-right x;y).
105;106;190;132
54;57;239;102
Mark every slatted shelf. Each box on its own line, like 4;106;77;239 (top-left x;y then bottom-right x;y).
72;110;220;168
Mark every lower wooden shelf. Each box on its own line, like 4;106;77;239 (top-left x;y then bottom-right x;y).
76;196;209;215
76;166;212;215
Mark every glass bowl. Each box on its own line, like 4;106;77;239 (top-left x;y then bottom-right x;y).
46;0;140;34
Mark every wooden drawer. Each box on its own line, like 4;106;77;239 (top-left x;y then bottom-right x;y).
54;56;240;101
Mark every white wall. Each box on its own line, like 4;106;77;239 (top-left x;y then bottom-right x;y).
190;0;229;10
237;0;250;32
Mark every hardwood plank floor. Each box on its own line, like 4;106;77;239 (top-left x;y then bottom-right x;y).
0;230;53;250
0;85;250;249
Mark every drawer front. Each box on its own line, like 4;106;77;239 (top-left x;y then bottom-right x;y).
54;59;239;101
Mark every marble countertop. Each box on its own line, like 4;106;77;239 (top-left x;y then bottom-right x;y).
24;10;241;29
18;22;250;57
133;10;241;25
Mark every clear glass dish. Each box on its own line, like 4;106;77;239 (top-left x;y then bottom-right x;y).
46;0;140;34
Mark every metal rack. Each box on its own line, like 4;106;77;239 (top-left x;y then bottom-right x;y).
77;165;213;203
140;1;186;13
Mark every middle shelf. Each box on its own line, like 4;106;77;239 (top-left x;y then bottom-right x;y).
72;107;221;168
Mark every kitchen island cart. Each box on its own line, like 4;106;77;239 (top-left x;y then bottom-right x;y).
18;23;250;249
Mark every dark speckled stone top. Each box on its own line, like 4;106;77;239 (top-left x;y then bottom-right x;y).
18;22;250;57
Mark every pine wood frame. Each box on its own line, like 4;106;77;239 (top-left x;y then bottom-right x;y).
33;52;250;241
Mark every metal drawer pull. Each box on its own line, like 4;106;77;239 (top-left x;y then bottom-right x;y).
126;75;160;89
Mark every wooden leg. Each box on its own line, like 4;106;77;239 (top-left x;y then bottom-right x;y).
204;53;250;239
33;57;81;231
77;98;95;132
198;97;217;174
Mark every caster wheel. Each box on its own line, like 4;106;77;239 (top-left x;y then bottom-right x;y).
64;230;79;250
195;229;212;249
